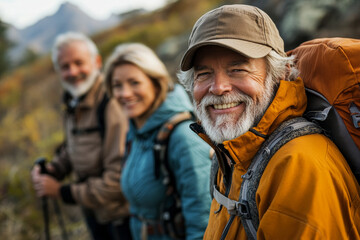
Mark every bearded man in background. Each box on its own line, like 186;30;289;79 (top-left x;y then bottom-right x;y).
31;32;131;240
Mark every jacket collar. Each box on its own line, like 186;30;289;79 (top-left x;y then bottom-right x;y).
63;74;103;112
193;78;307;171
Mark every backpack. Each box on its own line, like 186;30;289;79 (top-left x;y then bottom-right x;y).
153;111;194;240
288;37;360;182
212;37;360;240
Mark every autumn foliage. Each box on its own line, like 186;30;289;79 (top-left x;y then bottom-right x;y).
0;0;223;238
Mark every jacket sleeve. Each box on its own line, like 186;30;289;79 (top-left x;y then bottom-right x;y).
67;98;129;216
51;141;73;180
168;121;212;240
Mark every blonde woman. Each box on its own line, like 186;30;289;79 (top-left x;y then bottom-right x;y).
104;43;211;240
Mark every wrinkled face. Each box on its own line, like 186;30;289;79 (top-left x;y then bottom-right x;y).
112;63;157;128
192;45;274;143
57;41;100;85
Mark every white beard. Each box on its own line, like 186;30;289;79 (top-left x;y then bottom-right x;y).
195;75;276;144
61;69;99;98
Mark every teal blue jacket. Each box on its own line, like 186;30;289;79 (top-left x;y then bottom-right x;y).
121;84;212;240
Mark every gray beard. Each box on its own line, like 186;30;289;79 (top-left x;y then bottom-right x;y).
61;69;99;98
194;75;276;144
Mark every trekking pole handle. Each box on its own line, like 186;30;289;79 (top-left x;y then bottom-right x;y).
34;157;51;240
35;157;48;174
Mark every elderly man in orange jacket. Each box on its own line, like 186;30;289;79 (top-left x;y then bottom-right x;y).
178;4;360;240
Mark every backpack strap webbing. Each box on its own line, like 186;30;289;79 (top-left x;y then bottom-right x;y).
71;94;110;141
96;94;110;141
153;111;194;183
153;112;193;239
212;117;323;240
349;102;360;129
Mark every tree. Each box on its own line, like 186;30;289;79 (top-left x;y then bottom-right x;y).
0;19;12;77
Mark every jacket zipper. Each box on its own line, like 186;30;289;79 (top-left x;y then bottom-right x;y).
219;164;234;240
189;123;237;240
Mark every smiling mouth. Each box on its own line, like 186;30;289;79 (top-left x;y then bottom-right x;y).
121;99;137;107
213;102;241;110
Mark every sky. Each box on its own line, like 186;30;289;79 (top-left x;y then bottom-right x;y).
0;0;168;29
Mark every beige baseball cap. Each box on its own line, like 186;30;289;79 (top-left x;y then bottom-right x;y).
180;4;286;71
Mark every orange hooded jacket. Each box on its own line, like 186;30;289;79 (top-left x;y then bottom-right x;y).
194;78;360;239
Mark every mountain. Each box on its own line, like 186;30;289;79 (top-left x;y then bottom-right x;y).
7;1;123;63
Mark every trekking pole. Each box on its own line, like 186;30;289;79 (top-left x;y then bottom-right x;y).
35;157;69;240
53;199;69;240
34;157;51;240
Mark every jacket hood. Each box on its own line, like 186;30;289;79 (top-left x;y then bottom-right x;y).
128;84;193;138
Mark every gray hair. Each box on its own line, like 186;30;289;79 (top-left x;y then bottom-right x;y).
266;50;299;83
177;50;299;95
51;32;99;71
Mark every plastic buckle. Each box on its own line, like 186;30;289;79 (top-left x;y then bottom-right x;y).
234;200;251;219
305;106;331;121
241;170;253;180
349;102;360;129
153;143;162;151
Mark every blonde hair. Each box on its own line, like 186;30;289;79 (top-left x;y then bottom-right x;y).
104;43;173;118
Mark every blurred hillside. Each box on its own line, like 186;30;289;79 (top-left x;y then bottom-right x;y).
0;0;224;239
1;0;360;239
6;1;134;65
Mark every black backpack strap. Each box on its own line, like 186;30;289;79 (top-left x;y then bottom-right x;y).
70;94;110;141
96;94;110;141
212;117;323;240
209;153;219;199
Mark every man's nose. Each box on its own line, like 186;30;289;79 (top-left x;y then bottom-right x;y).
209;73;232;95
66;64;80;76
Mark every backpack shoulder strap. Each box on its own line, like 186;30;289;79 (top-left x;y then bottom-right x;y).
153;112;194;184
96;93;110;141
69;94;110;140
240;117;323;239
212;117;323;240
154;112;193;240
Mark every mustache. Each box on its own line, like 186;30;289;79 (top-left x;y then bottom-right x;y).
65;73;87;83
197;91;252;108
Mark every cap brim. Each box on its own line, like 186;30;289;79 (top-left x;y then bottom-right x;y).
180;39;272;71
